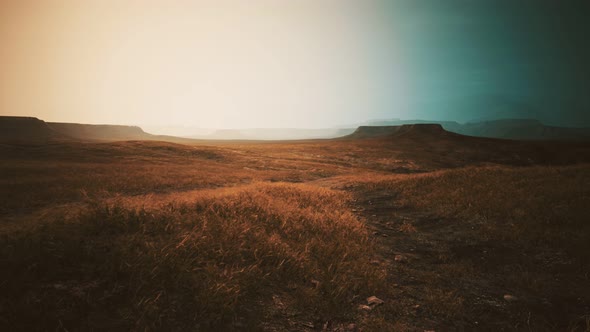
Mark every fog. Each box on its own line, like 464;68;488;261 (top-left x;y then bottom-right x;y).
1;0;588;134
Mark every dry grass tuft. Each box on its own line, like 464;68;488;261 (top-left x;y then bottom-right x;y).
384;165;590;264
0;183;383;330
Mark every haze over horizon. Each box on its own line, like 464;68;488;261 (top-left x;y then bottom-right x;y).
1;0;589;131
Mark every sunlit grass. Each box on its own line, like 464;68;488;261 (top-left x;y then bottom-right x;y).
1;138;590;330
0;183;384;330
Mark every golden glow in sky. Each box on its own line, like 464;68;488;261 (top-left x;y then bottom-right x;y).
0;0;407;128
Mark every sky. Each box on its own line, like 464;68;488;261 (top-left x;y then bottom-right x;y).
1;0;589;129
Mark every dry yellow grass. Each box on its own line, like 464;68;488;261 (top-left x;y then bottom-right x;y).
360;165;590;261
1;136;590;331
0;182;384;330
349;165;590;331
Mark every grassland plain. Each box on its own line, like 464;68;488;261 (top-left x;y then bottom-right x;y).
1;135;590;331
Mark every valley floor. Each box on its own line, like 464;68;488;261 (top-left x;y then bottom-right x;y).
1;137;589;331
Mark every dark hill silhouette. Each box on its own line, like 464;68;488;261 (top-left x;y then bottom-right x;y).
46;122;206;144
344;124;455;139
359;118;590;141
0;116;203;143
339;123;590;169
3;115;590;143
458;119;590;140
47;122;153;141
0;117;66;142
344;125;405;139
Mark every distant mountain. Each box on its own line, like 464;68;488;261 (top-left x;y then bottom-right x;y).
416;95;540;124
0;117;66;142
198;128;355;140
2;115;589;143
46;122;209;144
339;123;590;170
356;118;590;141
0;117;196;143
344;124;451;139
141;125;214;137
363;119;464;134
47;122;153;141
458;119;590;140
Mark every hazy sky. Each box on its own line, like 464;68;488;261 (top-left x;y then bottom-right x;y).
1;0;589;128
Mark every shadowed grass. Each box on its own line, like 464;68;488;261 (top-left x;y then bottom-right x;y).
2;138;590;331
0;183;383;331
375;165;590;265
352;164;590;330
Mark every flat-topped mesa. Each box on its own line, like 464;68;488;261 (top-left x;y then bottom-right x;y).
47;122;153;141
346;123;449;139
0;116;158;142
0;116;63;142
393;123;447;136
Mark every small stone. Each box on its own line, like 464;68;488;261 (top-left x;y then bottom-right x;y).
394;254;406;263
367;296;384;306
413;304;421;310
503;294;518;302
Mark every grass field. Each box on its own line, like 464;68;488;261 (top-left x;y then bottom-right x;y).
1;136;589;331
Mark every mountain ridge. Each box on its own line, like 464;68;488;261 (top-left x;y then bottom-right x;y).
2;116;590;142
